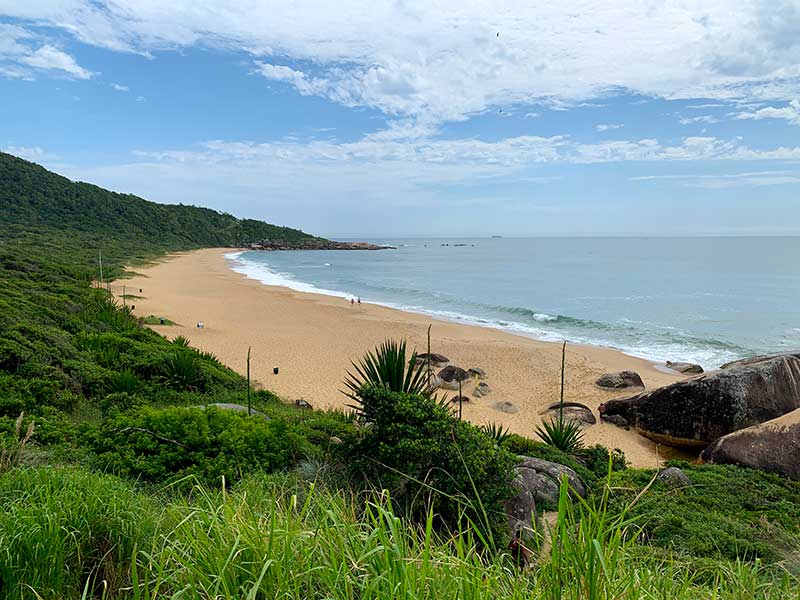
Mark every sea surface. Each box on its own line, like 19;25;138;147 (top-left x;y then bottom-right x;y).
226;237;800;369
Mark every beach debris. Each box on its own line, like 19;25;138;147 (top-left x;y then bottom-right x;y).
474;382;493;398
196;322;204;329
540;401;596;426
655;466;692;489
599;355;800;447
665;360;704;374
438;365;471;390
701;408;800;480
418;352;449;367
595;370;644;389
273;367;279;375
295;398;313;410
468;367;487;380
450;395;470;404
495;401;519;414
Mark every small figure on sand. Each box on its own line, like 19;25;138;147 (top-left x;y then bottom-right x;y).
357;297;361;305
350;298;355;305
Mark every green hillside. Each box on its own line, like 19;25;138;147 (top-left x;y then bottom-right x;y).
0;151;322;249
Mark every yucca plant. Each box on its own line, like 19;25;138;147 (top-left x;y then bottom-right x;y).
481;423;512;446
108;369;140;394
172;336;191;347
344;339;429;399
536;418;584;454
162;351;204;390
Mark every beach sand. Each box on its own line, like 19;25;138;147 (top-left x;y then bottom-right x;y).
116;248;689;468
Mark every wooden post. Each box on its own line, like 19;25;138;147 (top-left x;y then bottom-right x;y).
458;379;463;420
122;285;126;308
426;324;432;390
559;340;566;423
246;346;252;416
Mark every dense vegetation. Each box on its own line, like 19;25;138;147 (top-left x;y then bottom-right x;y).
1;153;799;598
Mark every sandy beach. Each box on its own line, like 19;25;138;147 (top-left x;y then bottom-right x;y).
115;248;689;468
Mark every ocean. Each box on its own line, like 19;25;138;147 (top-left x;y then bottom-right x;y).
226;237;800;369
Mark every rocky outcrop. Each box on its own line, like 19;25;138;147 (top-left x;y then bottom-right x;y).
468;367;487;380
596;371;644;389
599;355;800;447
504;456;587;534
246;240;393;251
721;351;800;370
541;402;596;426
655;467;691;489
665;361;704;374
701;409;800;480
495;401;519;414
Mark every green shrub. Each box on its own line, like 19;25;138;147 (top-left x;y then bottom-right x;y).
535;417;584;454
343;385;517;542
108;368;141;394
86;406;308;486
161;351;205;390
344;339;429;405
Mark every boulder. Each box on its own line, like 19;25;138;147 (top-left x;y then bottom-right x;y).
450;395;470;404
295;398;313;410
596;371;644;389
474;382;492;398
504;456;587;535
468;367;487;380
202;403;269;419
601;414;630;429
721;351;800;370
541;402;596;426
665;361;704;374
439;365;471;390
701;409;800;480
598;355;800;447
418;352;449;367
655;467;691;489
495;401;519;414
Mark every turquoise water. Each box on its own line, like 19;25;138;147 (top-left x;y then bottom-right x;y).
226;237;800;368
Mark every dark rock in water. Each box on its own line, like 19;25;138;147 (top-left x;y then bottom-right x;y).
721;351;800;370
599;355;800;447
418;352;449;366
468;367;487;380
474;382;492;398
665;361;704;374
203;403;270;419
541;402;596;426
439;365;471;390
596;371;644;389
504;456;587;535
295;399;313;410
601;414;630;429
701;409;800;480
495;401;519;414
656;467;691;489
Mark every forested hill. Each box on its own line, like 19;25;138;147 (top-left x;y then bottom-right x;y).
0;151;324;249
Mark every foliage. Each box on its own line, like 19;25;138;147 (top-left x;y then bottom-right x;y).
536;417;585;454
344;339;429;409
343;384;517;541
480;422;512;446
0;412;35;473
85;406;309;487
608;461;800;564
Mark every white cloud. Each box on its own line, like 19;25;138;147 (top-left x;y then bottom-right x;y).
631;170;800;188
596;123;624;132
679;115;721;125
136;95;146;102
736;99;800;125
2;145;58;161
0;24;93;79
523;112;540;119
111;82;129;91
1;1;799;122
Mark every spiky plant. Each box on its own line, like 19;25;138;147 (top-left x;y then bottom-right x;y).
162;352;204;390
343;339;430;413
480;423;512;446
172;336;191;347
108;369;140;394
536;418;585;454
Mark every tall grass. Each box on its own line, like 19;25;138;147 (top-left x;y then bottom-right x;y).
1;467;796;599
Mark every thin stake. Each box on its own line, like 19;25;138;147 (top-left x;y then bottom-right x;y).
98;249;104;289
559;340;567;423
427;324;432;389
247;346;252;415
122;285;126;308
458;379;463;420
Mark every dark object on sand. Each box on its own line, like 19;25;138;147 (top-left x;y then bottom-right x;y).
595;371;644;389
438;365;471;390
418;352;449;366
295;398;313;410
273;367;279;375
468;367;487;380
665;361;704;374
474;382;492;397
541;401;596;426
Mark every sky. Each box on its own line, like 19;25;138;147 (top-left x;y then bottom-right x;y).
1;1;800;238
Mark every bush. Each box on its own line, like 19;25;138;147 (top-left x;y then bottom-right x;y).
86;406;309;487
343;385;517;542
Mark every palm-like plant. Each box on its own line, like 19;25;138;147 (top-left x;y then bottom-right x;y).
344;339;429;399
481;423;512;446
536;418;585;454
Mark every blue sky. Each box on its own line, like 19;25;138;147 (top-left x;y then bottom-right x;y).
1;2;800;237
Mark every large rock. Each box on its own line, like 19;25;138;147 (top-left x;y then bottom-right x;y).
655;467;691;489
468;367;487;380
541;401;596;426
665;361;704;374
504;456;587;535
596;371;644;389
701;409;800;480
599;355;800;447
721;351;800;370
474;382;492;397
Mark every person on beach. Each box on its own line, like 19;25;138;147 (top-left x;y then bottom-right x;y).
351;298;355;305
357;297;361;305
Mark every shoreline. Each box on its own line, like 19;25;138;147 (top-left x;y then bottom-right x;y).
115;248;691;468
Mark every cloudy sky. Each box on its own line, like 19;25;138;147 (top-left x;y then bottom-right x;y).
2;1;800;237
